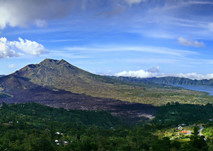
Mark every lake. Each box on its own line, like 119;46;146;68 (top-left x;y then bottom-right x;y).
173;85;213;96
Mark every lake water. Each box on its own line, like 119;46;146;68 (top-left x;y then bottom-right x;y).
173;85;213;96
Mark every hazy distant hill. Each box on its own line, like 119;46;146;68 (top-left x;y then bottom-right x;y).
148;77;213;86
122;76;213;86
113;76;213;86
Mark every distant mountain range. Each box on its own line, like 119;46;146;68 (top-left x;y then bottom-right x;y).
114;76;213;86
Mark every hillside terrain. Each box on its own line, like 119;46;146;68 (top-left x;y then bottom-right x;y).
6;59;212;106
116;76;213;86
0;75;156;122
147;77;213;86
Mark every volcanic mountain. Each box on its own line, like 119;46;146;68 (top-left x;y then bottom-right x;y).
0;59;157;122
14;59;120;97
0;59;206;106
13;59;160;103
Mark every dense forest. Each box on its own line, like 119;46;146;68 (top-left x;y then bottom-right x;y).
153;102;213;127
0;102;212;150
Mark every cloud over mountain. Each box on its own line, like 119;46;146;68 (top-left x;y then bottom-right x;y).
115;68;213;80
115;67;159;78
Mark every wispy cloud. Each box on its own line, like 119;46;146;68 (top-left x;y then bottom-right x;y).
129;0;213;40
66;45;198;57
8;64;15;69
49;50;89;59
125;0;146;5
178;37;205;47
124;58;179;64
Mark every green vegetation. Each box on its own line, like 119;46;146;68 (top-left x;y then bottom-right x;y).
151;103;213;150
153;103;213;127
0;102;212;150
0;102;122;128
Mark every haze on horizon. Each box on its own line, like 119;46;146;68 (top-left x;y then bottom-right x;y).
0;0;213;80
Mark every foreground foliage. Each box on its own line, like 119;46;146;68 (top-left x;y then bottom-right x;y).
0;103;212;150
153;102;213;127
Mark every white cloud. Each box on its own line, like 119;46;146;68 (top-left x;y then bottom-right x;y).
0;0;73;29
0;37;22;58
178;37;205;47
175;73;213;80
115;69;157;78
0;0;151;29
8;64;15;69
115;68;213;80
11;38;48;56
125;0;146;5
115;66;160;78
0;37;48;58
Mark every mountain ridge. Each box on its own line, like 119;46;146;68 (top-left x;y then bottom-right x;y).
115;76;213;86
13;58;152;102
0;58;210;107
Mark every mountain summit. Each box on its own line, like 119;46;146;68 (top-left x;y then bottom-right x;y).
14;59;119;98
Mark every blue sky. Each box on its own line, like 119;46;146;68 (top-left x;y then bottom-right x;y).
1;0;213;79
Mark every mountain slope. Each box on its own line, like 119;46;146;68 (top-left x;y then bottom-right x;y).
1;59;211;106
14;59;126;99
0;74;156;122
